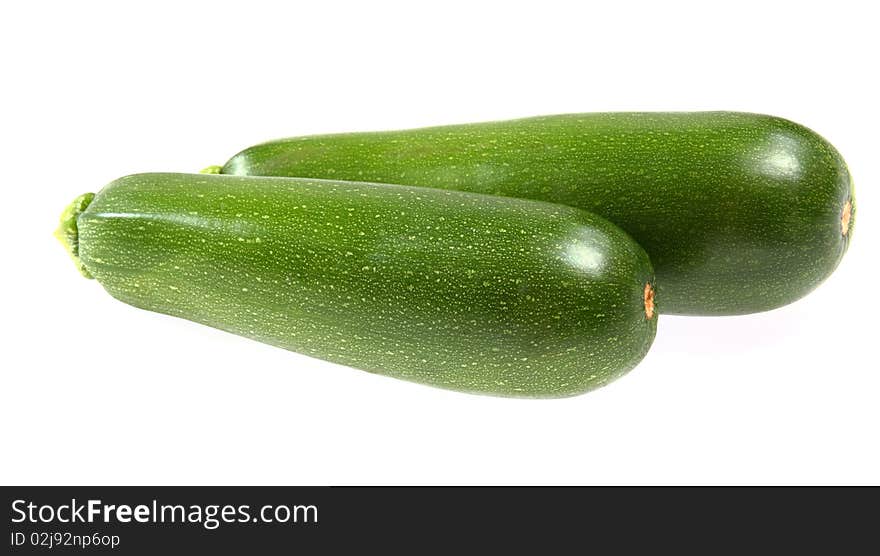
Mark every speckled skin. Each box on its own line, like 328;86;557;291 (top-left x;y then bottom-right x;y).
222;112;854;315
69;173;656;397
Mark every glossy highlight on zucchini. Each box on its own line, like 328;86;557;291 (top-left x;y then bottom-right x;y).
220;112;854;315
58;173;657;397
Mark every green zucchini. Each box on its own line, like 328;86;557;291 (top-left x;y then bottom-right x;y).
58;173;657;397
220;112;854;315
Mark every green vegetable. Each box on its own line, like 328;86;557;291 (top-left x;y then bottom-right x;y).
58;173;657;397
220;112;854;315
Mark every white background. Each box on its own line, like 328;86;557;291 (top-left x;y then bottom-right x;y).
1;1;877;485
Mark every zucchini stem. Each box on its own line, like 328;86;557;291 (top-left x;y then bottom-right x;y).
199;165;223;174
55;192;96;279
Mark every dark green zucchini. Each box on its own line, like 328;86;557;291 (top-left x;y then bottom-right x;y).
57;173;657;397
219;112;854;315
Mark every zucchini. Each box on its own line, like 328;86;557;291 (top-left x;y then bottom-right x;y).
220;112;854;315
58;173;657;397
